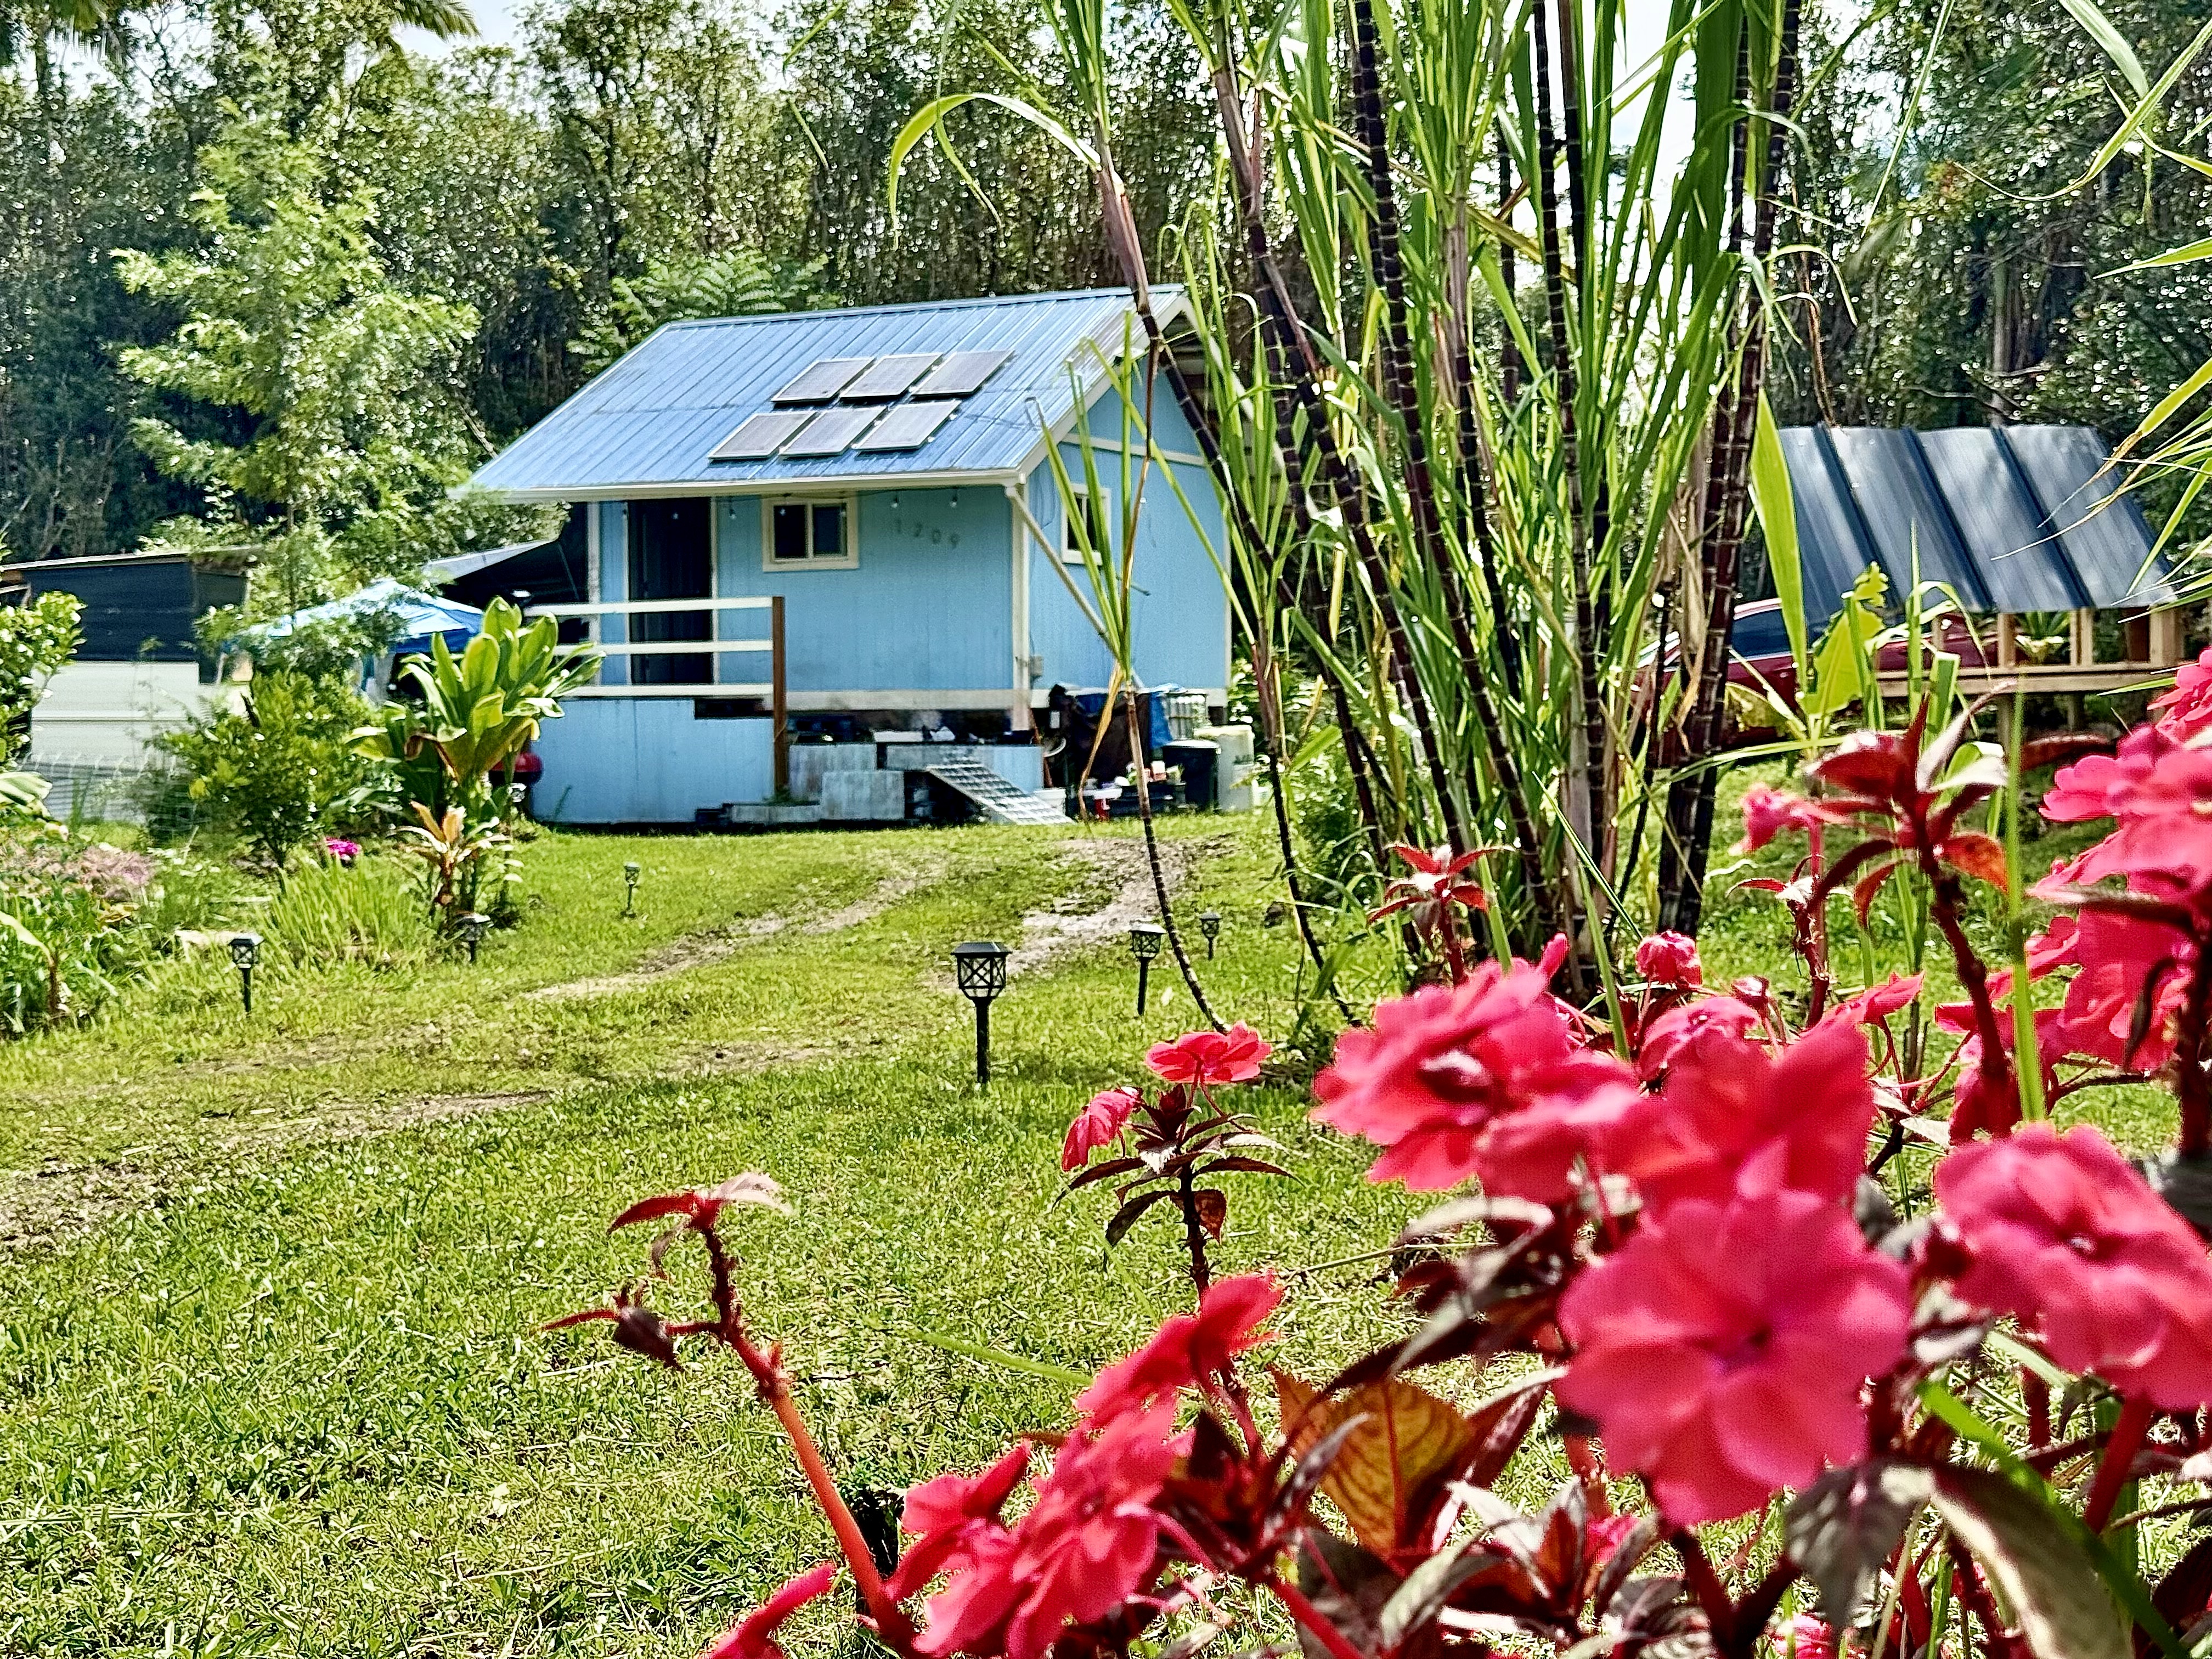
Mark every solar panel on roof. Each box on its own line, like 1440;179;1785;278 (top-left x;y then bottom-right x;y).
841;354;940;400
912;349;1015;399
854;401;957;452
771;357;872;404
781;407;878;457
709;409;812;461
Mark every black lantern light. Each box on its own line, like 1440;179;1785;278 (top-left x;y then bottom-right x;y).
951;940;1011;1085
623;860;641;916
459;911;491;963
1128;923;1165;1015
1198;911;1222;959
229;931;261;1014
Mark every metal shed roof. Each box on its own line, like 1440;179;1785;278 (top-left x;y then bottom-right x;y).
469;287;1180;500
1780;424;2171;625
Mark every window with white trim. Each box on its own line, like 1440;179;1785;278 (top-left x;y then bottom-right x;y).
763;495;858;569
1061;485;1113;565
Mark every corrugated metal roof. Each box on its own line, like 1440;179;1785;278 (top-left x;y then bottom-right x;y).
470;288;1172;499
1780;424;2171;624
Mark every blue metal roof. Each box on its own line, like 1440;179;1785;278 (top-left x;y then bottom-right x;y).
1780;424;2172;627
470;288;1169;499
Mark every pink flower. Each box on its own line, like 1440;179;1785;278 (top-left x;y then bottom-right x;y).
323;837;361;861
1062;1087;1139;1172
1634;932;1702;988
912;1407;1177;1659
1558;1186;1912;1524
1077;1273;1280;1422
1312;956;1640;1198
1636;995;1763;1081
1370;843;1488;931
700;1564;840;1659
1935;1125;2212;1408
1824;971;1924;1029
1616;1020;1877;1211
2152;646;2212;740
1146;1023;1271;1088
1737;785;1847;852
2061;741;2212;903
1784;1615;1838;1658
2042;729;2165;823
892;1445;1031;1598
2051;910;2192;1071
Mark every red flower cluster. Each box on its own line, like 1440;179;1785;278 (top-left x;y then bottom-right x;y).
1633;930;1702;988
1311;940;1641;1199
899;1281;1279;1659
1146;1024;1271;1088
1559;1187;1911;1523
1063;1087;1139;1172
701;1564;840;1659
1936;1125;2212;1408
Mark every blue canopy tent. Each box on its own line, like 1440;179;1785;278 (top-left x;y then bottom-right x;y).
244;578;486;660
240;578;486;697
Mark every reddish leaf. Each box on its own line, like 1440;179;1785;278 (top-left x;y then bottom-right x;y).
1105;1188;1175;1245
1190;1188;1228;1238
1939;832;2010;890
1853;857;1900;928
612;1305;682;1368
2021;732;2112;772
609;1190;704;1232
1461;1369;1563;1487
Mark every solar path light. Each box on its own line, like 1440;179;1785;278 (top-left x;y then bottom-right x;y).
623;861;641;916
1128;923;1165;1016
459;912;490;964
229;932;262;1015
1199;911;1222;960
951;940;1010;1086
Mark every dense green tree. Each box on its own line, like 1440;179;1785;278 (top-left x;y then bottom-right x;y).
114;114;517;609
1778;0;2212;479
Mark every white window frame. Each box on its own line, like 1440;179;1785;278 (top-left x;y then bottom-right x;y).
761;494;860;571
1060;484;1113;565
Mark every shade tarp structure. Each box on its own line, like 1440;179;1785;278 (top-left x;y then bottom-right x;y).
1778;424;2175;628
242;578;485;659
421;540;551;585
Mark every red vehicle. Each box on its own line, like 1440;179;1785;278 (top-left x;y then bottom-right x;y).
1641;598;1992;746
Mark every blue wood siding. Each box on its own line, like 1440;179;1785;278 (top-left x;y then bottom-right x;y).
713;488;1014;693
1023;374;1229;693
535;702;774;823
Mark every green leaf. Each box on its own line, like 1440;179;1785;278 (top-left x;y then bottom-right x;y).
2055;0;2149;98
1929;1468;2128;1659
1750;391;1808;686
879;1328;1088;1387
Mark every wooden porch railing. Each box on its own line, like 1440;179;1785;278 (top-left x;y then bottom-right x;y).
526;594;788;793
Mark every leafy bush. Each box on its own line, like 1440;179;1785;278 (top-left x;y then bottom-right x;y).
0;829;156;1034
157;670;376;873
0;590;82;763
266;853;431;968
540;651;2212;1659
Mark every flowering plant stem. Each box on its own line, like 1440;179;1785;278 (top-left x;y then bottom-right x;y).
2172;945;2212;1158
1266;1575;1367;1659
2084;1395;2154;1534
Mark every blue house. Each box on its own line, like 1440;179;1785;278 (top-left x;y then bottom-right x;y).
467;287;1231;825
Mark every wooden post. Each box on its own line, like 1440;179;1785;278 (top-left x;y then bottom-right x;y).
2070;608;2097;667
2151;606;2184;667
771;595;789;798
1996;613;2018;669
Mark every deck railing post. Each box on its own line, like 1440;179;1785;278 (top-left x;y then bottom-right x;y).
771;595;789;798
1996;613;2018;669
2070;608;2096;667
2152;606;2183;667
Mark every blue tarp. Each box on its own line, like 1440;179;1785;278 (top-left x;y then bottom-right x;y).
244;578;485;659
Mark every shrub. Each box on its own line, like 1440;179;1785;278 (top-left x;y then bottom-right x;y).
540;651;2212;1659
0;590;81;762
0;828;156;1034
157;670;375;874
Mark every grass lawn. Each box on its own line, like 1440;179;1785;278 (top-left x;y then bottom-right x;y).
0;786;2172;1655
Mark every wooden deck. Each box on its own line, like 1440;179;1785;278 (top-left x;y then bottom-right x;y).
1874;605;2189;696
